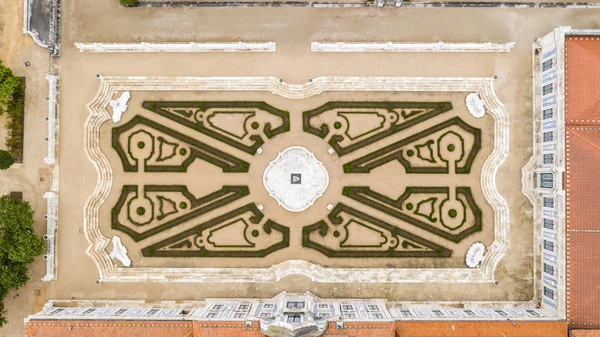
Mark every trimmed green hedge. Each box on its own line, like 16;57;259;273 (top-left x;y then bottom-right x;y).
0;61;25;161
0;150;13;170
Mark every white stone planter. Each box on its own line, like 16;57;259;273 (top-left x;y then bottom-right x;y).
263;146;329;212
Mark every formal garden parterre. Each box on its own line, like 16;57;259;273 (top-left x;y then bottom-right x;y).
83;76;508;283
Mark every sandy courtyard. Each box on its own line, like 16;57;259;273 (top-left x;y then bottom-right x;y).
1;0;599;334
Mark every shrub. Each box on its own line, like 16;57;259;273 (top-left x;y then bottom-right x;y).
120;0;138;5
0;151;13;170
0;195;45;327
0;61;24;160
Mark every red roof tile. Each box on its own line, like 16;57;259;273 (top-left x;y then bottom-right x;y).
193;321;264;337
565;127;600;231
566;230;600;327
322;321;396;337
565;37;600;125
24;320;194;337
565;35;600;327
394;321;568;337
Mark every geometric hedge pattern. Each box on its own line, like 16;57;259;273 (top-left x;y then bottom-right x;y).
110;101;482;259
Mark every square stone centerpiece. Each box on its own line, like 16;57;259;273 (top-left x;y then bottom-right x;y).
291;173;302;184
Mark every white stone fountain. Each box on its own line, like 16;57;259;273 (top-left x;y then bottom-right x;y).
263;146;329;213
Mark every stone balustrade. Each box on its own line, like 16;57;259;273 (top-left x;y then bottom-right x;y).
74;42;276;53
45;75;58;165
311;41;515;53
42;191;58;281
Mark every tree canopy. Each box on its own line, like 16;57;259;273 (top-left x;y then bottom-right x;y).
0;195;45;327
0;60;21;115
0;150;13;170
0;60;25;159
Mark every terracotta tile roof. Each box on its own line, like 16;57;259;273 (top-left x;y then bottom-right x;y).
572;330;600;337
194;321;396;337
566;229;600;327
564;127;600;231
394;321;568;337
564;35;600;327
193;321;265;337
322;321;396;337
565;36;600;125
24;320;194;337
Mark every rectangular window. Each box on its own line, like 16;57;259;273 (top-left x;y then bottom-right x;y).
344;313;356;319
542;180;554;188
543;154;554;164
373;313;384;318
543;84;554;95
542;59;553;71
234;313;245;318
543;240;555;252
543;132;554;142
342;305;353;311
263;304;273;309
540;173;554;189
212;304;223;310
207;312;218;318
544;287;555;299
400;310;412;317
319;304;328;309
543;219;554;230
432;310;444;317
543;108;553;120
287;315;301;323
368;305;379;311
286;302;305;310
544;197;554;208
543;263;555;275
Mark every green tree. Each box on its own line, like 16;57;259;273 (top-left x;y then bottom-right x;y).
0;196;45;327
0;60;25;159
0;150;14;170
0;196;44;264
0;60;21;115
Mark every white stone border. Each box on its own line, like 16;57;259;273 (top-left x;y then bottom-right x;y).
311;42;515;53
263;146;330;213
42;192;58;281
74;42;276;53
45;75;58;165
84;76;509;283
42;73;60;282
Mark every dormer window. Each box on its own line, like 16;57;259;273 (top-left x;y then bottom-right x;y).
286;301;305;310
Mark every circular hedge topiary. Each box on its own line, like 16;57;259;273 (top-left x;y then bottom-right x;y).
0;150;14;170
